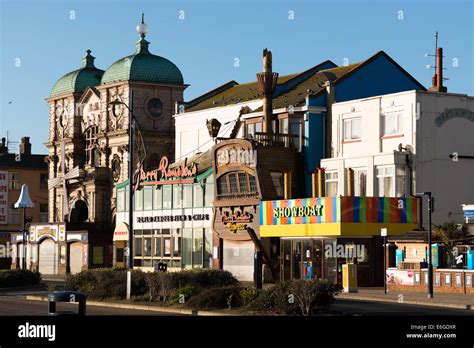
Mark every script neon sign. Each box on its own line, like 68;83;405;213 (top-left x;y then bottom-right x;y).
133;156;197;190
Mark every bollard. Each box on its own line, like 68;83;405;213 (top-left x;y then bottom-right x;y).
47;291;87;316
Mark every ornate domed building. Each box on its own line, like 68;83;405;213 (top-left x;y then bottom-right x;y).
37;15;187;275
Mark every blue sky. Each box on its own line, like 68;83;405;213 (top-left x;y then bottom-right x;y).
1;0;473;153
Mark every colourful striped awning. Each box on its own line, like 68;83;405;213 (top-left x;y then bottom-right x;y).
260;196;418;237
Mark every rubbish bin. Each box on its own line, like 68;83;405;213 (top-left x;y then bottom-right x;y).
48;291;87;316
342;263;358;293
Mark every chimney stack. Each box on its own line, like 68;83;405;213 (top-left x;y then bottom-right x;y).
0;138;7;155
429;47;447;93
19;137;31;155
257;49;279;134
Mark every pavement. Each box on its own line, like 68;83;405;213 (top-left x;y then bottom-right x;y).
0;293;183;316
337;287;474;310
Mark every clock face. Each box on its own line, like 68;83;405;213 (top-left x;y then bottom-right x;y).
146;98;163;118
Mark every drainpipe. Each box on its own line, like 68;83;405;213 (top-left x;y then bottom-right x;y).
346;168;354;196
324;81;335;157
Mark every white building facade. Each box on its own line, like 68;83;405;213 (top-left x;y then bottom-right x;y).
321;90;474;225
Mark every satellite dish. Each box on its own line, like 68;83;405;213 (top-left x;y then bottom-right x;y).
398;143;403;152
406;145;414;152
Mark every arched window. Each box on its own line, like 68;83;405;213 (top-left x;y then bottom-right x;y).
216;171;258;199
85;126;99;166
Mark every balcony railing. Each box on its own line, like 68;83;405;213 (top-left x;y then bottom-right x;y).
252;132;294;148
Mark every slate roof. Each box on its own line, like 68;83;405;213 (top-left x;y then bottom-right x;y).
0;153;48;169
183;51;426;114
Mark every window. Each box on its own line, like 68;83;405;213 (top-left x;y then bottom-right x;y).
325;171;338;196
117;189;125;212
343;117;361;141
353;169;367;197
381;111;403;136
9;203;19;224
173;185;183;208
270;172;284;199
204;182;214;206
153;237;162;257
290;119;302;150
255;122;262;133
280;118;289;134
217;172;257;198
40;173;48;190
144;238;152;257
376;166;394;197
247;123;255;138
238;172;249;192
135;188;143;211
396;166;406;197
376;165;405;197
85;126;100;166
164;237;171;257
249;175;257;192
183;185;193;208
9;172;20;190
143;187;153;210
204;228;212;268
228;173;238;192
193;184;203;207
134;238;143;257
154;187;162;209
40;204;48;222
173;235;181;257
217;176;229;195
162;186;172;209
193;229;203;268
182;228;193;269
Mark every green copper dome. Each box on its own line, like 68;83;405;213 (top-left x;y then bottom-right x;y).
101;20;183;86
50;50;104;98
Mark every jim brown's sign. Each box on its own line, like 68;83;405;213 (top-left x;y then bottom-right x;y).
212;139;261;241
214;206;259;240
133;156;197;190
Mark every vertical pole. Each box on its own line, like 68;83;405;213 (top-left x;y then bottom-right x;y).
127;91;134;300
427;193;433;298
22;207;26;270
128;91;134;269
126;270;131;300
383;235;387;295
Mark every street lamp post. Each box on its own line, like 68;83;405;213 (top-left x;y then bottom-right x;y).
14;184;34;270
415;192;434;298
110;94;135;270
110;93;135;300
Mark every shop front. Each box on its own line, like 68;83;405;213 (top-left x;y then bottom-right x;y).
212;138;300;282
10;222;107;275
260;196;419;286
114;155;216;272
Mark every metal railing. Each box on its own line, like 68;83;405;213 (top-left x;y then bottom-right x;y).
252;132;294;148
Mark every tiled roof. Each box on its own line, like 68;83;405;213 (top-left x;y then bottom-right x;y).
51;50;104;98
185;74;297;112
183;51;426;115
0;153;48;169
101;38;184;86
259;63;362;111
